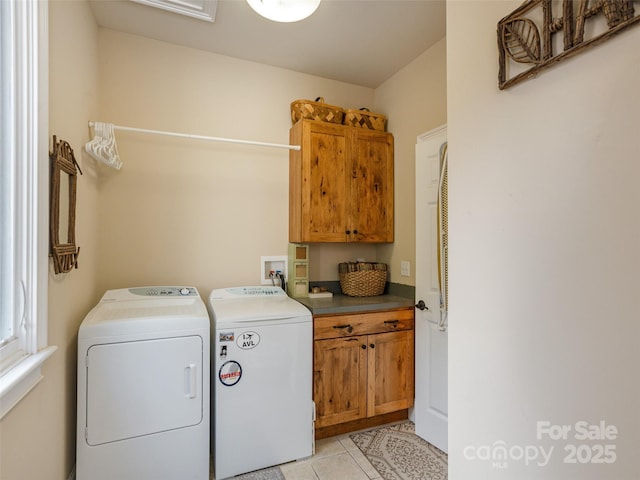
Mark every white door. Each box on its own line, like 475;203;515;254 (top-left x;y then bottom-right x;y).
414;125;448;452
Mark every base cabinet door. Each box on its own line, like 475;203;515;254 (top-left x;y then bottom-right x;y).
367;330;415;416
314;337;367;428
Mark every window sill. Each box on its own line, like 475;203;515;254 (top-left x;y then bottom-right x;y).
0;346;57;420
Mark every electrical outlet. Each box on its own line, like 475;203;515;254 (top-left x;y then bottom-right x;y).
400;260;410;277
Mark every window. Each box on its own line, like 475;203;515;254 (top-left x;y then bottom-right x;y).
0;0;55;419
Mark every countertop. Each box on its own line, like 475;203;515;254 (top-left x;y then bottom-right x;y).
294;294;415;316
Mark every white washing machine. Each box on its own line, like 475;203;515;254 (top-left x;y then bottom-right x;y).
208;286;313;479
76;286;210;480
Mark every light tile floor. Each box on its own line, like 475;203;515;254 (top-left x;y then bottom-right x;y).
210;431;382;480
279;433;381;480
211;425;400;479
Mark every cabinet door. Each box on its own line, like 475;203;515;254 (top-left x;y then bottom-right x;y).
291;121;350;242
349;129;394;242
314;336;367;428
367;330;414;416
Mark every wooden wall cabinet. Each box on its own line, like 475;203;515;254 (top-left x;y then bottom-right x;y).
313;308;414;430
289;120;394;243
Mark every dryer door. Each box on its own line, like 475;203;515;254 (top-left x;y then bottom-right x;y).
85;336;203;446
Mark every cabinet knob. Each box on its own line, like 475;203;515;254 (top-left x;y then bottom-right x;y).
346;230;351;235
370;343;375;349
353;229;358;234
361;344;367;350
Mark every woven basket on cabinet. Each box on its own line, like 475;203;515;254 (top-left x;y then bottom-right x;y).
338;262;387;297
290;97;345;125
343;108;387;131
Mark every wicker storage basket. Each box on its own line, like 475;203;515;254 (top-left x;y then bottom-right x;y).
338;262;387;297
344;108;387;131
291;97;345;125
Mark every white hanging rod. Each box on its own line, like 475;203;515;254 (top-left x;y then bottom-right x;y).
88;122;300;151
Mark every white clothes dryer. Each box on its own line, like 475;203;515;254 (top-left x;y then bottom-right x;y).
76;286;210;480
208;286;313;480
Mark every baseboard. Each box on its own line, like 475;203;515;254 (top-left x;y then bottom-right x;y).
67;465;76;480
314;409;409;439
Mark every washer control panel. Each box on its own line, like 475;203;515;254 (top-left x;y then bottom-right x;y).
128;286;197;297
215;286;285;298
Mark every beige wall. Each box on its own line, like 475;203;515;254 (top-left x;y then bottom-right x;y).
448;2;640;478
95;30;378;294
0;1;101;479
375;38;447;286
94;30;447;290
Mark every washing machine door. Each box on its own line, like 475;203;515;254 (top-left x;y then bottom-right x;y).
84;336;203;446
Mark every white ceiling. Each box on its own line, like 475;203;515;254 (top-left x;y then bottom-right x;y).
88;0;446;89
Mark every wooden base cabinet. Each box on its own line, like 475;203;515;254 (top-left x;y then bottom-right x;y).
313;308;414;430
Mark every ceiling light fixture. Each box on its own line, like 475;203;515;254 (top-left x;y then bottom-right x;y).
246;0;321;23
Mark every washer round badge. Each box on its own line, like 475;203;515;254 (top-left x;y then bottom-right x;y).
219;360;242;386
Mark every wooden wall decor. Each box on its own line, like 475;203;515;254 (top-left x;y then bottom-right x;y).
50;136;82;274
498;0;640;89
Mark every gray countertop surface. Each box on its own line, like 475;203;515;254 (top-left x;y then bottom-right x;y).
294;294;415;316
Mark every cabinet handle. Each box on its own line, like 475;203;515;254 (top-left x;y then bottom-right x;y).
333;324;353;333
384;320;399;325
345;230;351;235
370;343;375;349
361;344;367;350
